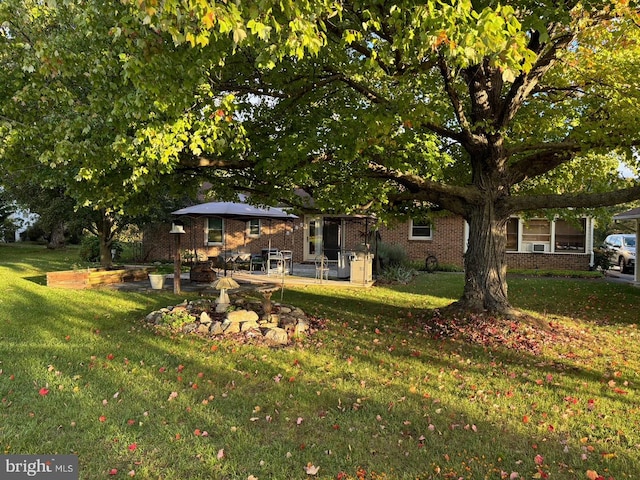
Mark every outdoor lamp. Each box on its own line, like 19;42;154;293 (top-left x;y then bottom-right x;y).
169;221;186;234
212;276;240;312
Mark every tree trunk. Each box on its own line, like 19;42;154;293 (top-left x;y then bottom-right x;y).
99;234;113;268
455;202;512;315
46;221;66;249
95;209;115;268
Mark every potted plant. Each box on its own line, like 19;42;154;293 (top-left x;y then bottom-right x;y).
148;264;173;290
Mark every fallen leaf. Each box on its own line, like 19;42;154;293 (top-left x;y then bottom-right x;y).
304;463;320;475
38;387;49;396
217;449;225;459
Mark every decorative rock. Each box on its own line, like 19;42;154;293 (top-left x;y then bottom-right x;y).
227;309;259;323
296;318;310;332
200;311;212;325
144;297;314;344
292;308;306;318
241;320;260;332
222;321;241;334
210;321;224;335
245;330;262;340
182;323;198;334
264;327;289;345
294;321;310;337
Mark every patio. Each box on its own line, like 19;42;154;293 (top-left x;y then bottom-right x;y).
111;261;374;293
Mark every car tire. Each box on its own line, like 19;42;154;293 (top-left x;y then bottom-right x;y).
619;257;628;274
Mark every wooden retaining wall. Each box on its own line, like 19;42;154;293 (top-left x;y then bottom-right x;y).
47;267;153;289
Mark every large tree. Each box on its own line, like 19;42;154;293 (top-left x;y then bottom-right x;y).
125;0;640;315
3;1;640;314
0;1;202;265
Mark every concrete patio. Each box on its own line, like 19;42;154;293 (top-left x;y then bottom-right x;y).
111;262;374;293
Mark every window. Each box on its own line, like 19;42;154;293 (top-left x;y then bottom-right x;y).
206;217;223;245
409;220;432;240
506;218;519;251
554;219;586;252
522;219;551;244
247;219;261;238
509;217;587;253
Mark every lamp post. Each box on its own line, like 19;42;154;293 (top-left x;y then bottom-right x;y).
170;221;186;294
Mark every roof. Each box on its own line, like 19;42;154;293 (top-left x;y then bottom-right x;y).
613;207;640;221
172;201;298;220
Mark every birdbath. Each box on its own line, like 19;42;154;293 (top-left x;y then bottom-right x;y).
257;285;280;321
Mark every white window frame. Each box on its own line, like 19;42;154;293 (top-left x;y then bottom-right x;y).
206;217;224;246
247;219;261;238
510;217;588;254
409;220;433;240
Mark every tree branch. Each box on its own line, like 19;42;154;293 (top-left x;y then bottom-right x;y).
507;141;581;184
366;162;482;215
438;55;471;133
498;28;575;128
177;152;252;170
505;184;640;212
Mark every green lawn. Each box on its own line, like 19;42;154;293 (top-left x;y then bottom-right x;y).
1;243;639;479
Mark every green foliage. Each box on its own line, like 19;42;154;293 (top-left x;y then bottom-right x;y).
508;268;604;279
377;263;418;284
159;310;194;331
78;235;122;263
592;247;614;272
376;241;409;268
3;0;640;311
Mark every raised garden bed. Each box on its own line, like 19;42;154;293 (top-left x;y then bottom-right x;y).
47;266;154;289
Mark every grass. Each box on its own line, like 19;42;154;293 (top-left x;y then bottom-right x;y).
1;242;639;479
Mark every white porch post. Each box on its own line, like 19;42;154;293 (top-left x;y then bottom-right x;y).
633;218;640;282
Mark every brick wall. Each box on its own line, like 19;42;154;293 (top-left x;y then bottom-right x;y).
506;252;592;271
142;214;592;271
142;218;299;262
377;216;466;267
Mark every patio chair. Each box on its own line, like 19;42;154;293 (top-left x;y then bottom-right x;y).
315;255;330;281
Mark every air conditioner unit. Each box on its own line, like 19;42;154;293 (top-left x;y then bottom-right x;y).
531;243;546;253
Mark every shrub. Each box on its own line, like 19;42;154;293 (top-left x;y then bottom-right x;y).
376;242;409;268
159;310;195;330
592;246;613;272
78;236;122;263
22;223;47;242
378;264;418;284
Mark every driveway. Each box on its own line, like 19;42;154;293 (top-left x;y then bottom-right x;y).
605;267;638;284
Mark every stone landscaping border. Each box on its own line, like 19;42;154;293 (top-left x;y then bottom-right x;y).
143;296;317;346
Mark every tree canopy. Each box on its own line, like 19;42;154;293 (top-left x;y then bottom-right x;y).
2;0;640;313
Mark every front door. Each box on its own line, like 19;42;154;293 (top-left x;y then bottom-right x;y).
322;218;341;260
303;216;343;261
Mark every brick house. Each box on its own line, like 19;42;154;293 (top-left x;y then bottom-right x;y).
142;201;595;271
